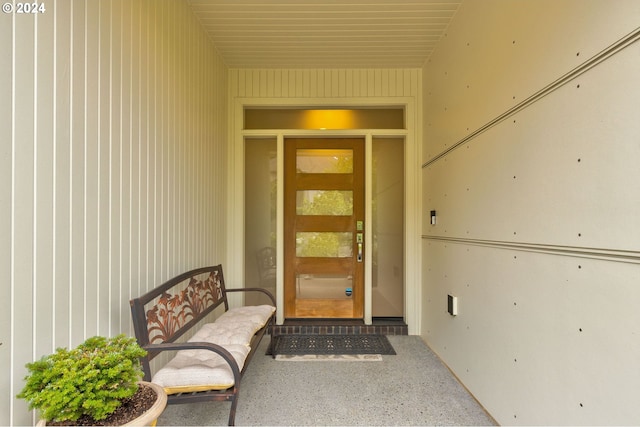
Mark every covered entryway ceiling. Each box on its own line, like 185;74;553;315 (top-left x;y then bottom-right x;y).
187;0;461;68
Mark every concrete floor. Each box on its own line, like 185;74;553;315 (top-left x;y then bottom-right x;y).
156;335;496;426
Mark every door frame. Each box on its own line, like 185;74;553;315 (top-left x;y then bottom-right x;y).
229;97;421;334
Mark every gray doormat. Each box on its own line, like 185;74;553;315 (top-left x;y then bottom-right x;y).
271;334;396;355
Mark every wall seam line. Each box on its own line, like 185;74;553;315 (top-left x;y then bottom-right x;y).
422;235;640;264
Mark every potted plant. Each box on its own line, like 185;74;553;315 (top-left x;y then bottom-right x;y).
17;334;167;426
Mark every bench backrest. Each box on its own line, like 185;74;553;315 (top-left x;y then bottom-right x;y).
130;265;229;364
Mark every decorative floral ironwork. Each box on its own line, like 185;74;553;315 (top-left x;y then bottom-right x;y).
147;271;222;343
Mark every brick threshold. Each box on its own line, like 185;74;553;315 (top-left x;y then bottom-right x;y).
272;317;408;336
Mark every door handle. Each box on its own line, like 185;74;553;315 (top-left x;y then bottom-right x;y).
357;242;363;262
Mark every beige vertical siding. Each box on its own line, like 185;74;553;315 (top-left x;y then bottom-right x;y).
229;68;421;99
421;1;640;425
1;1;227;424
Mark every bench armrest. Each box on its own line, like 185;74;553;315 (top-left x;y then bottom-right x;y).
225;287;276;306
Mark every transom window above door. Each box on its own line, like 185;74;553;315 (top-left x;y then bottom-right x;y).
244;108;405;130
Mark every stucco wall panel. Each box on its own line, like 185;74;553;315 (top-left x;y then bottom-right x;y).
423;241;640;424
424;42;640;250
422;0;640;424
423;0;640;163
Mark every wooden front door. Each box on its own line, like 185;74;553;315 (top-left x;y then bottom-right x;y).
284;138;365;318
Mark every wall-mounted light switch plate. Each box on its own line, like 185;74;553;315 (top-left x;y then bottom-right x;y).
448;294;458;316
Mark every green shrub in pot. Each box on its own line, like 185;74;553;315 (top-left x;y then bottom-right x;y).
17;334;147;423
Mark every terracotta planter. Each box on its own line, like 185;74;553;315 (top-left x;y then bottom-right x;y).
36;381;167;427
124;381;167;426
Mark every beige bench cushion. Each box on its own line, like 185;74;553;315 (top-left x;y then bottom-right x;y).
151;305;274;394
152;344;250;393
191;322;256;347
215;305;275;334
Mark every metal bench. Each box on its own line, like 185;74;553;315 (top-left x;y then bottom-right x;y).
130;265;276;426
